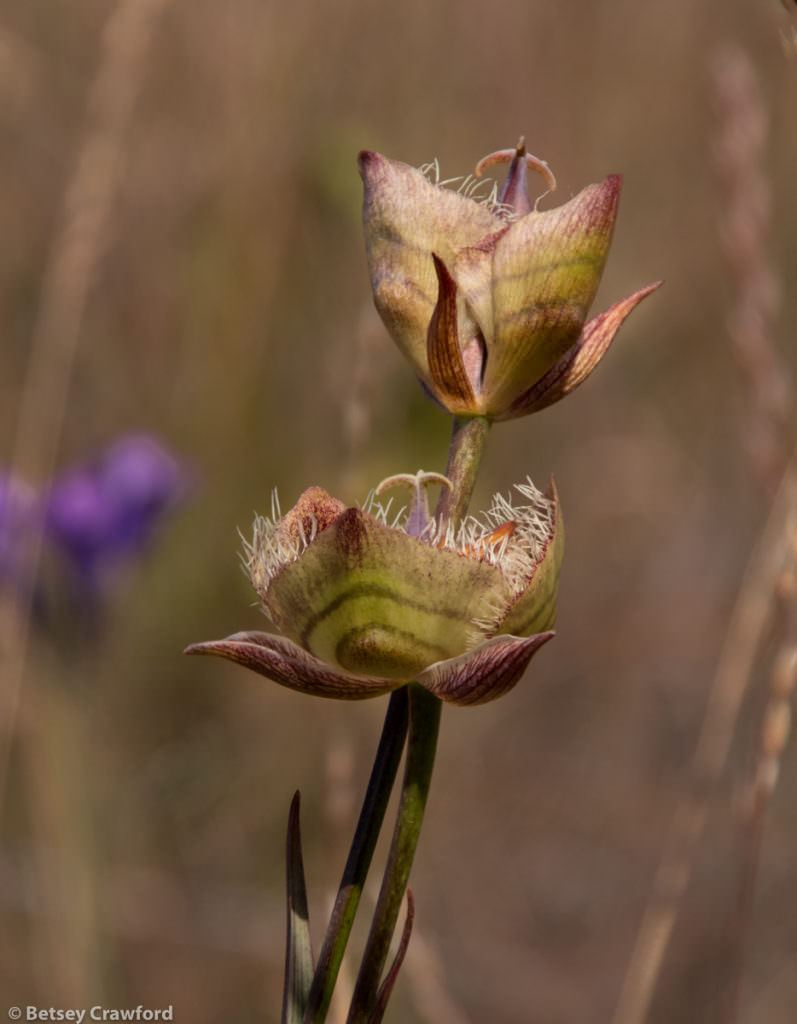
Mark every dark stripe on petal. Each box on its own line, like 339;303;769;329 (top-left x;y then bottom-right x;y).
299;580;473;651
335;622;452;679
336;623;450;665
495;252;605;287
426;254;478;412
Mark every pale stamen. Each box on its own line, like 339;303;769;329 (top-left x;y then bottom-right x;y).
475;137;557;197
375;470;452;538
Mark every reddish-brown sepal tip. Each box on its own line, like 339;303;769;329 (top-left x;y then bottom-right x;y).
497;280;663;420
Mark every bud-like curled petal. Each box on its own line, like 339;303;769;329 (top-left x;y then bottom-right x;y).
359;149;659;420
358;150;502;400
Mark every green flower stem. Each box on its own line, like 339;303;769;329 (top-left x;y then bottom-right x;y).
341;414;490;1022
435;415;492;528
346;683;442;1024
303;688;410;1024
307;413;490;1022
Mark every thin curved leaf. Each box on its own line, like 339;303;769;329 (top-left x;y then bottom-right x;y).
282;792;314;1024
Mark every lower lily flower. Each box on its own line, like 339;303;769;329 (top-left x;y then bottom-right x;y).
185;472;563;706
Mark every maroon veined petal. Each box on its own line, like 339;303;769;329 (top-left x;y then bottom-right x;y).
483;175;624;415
184;630;402;701
416;632;554;707
495;281;662;420
426;254;480;414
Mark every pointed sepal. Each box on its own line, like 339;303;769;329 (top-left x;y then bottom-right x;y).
426;254;479;413
498;281;663;419
417;631;554;706
184;631;402;700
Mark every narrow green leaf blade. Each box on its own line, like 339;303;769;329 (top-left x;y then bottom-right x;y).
304;688;409;1023
282;792;314;1024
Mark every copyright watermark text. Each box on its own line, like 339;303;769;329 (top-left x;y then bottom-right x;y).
7;1009;174;1023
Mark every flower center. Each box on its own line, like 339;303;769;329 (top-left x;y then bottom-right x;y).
474;137;557;217
372;471;529;571
374;470;452;538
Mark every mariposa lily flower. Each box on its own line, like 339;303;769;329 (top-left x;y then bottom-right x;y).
185;471;563;706
359;140;661;420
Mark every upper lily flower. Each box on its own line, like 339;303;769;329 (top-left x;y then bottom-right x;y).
358;140;661;420
186;471;563;706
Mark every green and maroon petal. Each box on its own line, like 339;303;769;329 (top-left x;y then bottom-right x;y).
483;175;622;414
184;631;402;700
417;632;554;706
496;282;662;419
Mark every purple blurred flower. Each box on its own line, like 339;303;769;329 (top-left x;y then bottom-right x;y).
0;472;38;588
46;434;190;587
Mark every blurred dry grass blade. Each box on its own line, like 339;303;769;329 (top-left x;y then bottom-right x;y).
612;464;797;1024
0;0;170;1004
712;43;788;494
404;927;471;1024
0;0;170;789
338;302;394;498
709;46;796;1022
612;45;793;1024
724;517;797;1022
779;0;797;57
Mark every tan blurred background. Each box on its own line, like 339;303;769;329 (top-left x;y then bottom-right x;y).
1;0;796;1021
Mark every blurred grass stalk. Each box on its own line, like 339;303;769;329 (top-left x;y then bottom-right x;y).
612;464;797;1024
613;43;794;1024
1;0;169;1002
